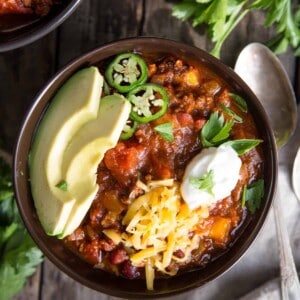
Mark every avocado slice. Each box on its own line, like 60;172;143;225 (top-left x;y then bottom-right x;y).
30;67;103;236
60;94;131;237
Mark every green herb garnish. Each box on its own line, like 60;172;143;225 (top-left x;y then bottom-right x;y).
55;180;68;191
223;139;263;155
221;104;243;123
229;93;248;113
172;0;300;57
241;179;265;213
0;157;43;300
189;170;214;195
154;122;174;142
201;111;234;147
241;183;247;207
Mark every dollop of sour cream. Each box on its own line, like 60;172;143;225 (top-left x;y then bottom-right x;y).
181;145;242;210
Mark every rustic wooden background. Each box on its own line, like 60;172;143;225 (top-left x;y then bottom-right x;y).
0;0;299;299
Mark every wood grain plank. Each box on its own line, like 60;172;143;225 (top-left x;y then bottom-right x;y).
56;0;144;68
41;259;120;300
0;33;57;151
142;0;211;50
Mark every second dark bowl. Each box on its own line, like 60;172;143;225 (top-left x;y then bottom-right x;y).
0;0;81;52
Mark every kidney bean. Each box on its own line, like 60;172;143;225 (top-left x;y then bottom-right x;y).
173;249;185;259
99;238;115;252
120;260;140;279
109;248;128;265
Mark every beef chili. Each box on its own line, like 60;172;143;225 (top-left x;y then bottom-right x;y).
64;52;264;290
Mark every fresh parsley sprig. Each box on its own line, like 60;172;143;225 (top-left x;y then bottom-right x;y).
172;0;300;57
223;139;263;155
0;157;43;300
201;111;262;154
229;93;248;113
241;179;265;213
201;111;234;147
250;0;300;54
221;104;243;123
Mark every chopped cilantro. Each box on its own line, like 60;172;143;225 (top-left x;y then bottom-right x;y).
201;111;234;147
0;157;43;300
189;170;214;195
223;139;263;155
241;179;265;213
154;122;174;142
229;93;248;113
221;104;243;123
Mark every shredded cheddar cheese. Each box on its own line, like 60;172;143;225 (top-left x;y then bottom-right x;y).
119;181;208;290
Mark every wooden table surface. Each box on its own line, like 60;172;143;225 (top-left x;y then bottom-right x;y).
0;1;299;299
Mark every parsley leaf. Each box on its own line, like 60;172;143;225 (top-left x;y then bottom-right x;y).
201;111;234;147
172;0;249;57
223;139;263;155
0;234;43;300
172;0;300;57
0;157;43;300
229;93;248;113
250;0;300;54
189;170;214;195
154;122;174;142
221;104;243;123
241;179;265;213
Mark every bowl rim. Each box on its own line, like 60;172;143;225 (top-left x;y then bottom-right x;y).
0;0;82;53
13;37;278;298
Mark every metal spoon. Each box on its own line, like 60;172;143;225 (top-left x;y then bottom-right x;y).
234;42;300;300
293;147;300;202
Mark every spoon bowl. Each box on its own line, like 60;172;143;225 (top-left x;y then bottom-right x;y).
234;43;297;148
235;42;300;299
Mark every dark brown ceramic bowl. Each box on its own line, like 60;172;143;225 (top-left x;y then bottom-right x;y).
13;37;277;298
0;0;81;52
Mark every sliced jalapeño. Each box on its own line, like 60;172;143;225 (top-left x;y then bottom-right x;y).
105;53;148;93
127;83;169;123
120;119;138;140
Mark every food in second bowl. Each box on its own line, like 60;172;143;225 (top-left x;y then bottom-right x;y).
29;51;265;290
0;0;63;16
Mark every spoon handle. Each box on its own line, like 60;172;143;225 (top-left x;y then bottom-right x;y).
273;191;300;300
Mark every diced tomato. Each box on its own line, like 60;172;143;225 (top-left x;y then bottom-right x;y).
104;142;148;186
80;240;101;265
148;64;157;77
194;118;206;131
176;112;194;128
